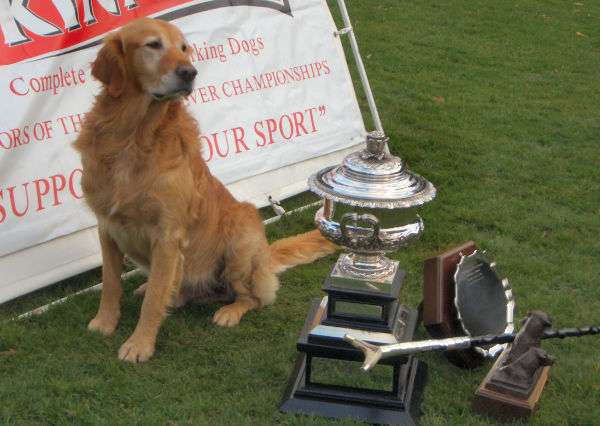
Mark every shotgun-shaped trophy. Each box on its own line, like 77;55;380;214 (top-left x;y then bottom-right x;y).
346;311;599;420
345;315;600;372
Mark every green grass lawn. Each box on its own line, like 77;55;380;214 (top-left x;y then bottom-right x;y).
2;0;600;424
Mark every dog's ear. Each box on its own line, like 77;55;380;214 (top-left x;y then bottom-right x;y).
92;34;126;98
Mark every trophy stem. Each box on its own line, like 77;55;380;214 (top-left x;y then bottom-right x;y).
335;252;398;284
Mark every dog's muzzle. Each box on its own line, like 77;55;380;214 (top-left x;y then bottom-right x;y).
152;64;197;101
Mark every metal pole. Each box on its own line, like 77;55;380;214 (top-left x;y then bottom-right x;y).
336;0;385;136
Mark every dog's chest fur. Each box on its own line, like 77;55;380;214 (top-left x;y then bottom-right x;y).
76;100;234;293
82;133;183;258
84;140;226;290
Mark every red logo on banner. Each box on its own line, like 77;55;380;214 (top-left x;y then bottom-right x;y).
0;0;291;66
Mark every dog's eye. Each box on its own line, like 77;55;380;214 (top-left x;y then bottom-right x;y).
181;44;187;52
145;40;163;49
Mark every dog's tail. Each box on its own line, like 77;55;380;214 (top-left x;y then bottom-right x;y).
270;230;339;274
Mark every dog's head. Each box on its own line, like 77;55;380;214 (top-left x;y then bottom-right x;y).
92;18;196;101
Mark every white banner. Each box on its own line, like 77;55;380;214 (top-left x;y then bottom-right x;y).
0;0;365;303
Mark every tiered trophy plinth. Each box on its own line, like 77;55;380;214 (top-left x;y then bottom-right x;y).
280;283;426;425
280;132;436;425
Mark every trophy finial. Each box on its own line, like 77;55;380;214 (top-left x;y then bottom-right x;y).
361;131;388;160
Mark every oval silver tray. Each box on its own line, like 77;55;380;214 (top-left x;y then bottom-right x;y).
453;250;515;358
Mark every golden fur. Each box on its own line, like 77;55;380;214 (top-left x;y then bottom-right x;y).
74;18;337;363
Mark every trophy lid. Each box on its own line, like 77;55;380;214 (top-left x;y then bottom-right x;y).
308;132;436;209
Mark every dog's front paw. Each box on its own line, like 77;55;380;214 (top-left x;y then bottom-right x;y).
88;313;119;336
212;304;244;327
118;336;155;363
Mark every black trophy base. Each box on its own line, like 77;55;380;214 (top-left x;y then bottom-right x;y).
279;299;427;425
280;353;427;425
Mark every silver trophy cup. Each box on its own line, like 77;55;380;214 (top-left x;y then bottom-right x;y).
309;132;436;291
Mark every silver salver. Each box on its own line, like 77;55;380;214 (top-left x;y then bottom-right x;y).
453;250;515;358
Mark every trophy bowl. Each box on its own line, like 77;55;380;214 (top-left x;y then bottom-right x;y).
314;203;424;253
314;203;424;285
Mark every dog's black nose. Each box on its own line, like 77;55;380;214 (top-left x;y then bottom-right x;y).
176;65;197;83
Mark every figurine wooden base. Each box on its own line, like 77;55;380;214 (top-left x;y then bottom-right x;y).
423;241;483;368
473;348;551;420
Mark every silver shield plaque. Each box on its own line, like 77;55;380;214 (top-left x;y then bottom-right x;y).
453;250;515;358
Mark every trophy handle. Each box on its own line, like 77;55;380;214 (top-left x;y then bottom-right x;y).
340;213;381;246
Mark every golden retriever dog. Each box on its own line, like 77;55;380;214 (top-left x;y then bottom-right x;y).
74;18;336;363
